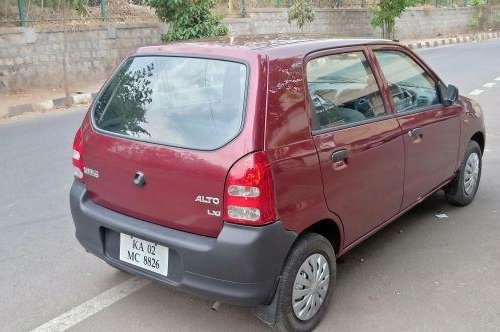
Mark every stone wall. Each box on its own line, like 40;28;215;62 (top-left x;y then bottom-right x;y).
0;7;491;93
396;7;477;39
226;8;380;37
481;5;500;29
226;7;480;39
0;24;167;93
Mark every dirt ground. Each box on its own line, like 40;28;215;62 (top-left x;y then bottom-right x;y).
0;0;158;27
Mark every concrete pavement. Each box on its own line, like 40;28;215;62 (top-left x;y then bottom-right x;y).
0;39;499;331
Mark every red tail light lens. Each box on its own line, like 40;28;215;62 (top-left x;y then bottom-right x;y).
224;152;277;226
72;128;84;180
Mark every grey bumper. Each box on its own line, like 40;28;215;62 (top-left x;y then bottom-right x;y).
69;181;296;306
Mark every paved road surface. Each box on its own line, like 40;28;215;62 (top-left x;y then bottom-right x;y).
1;39;499;331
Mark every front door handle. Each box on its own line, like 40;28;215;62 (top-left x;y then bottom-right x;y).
331;149;349;162
408;127;423;140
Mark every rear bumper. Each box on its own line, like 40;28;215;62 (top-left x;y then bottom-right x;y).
69;181;296;306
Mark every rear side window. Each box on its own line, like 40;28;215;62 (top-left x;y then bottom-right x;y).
93;56;247;150
374;50;440;113
306;52;387;131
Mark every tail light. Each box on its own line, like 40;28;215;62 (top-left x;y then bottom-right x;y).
72;128;84;181
223;151;277;226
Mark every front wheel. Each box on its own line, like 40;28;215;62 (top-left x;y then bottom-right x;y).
272;233;336;332
445;140;482;206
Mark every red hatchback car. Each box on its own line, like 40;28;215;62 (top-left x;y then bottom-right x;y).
70;37;485;331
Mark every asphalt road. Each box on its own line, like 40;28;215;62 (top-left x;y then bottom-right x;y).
1;39;500;332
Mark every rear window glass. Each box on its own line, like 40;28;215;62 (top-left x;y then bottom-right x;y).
93;56;248;150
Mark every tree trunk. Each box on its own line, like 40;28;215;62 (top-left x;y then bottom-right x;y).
382;19;388;39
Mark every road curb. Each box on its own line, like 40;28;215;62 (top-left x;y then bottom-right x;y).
3;92;95;119
403;31;500;50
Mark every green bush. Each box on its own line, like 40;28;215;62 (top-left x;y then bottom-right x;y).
288;0;315;32
469;9;482;30
147;0;228;42
469;0;485;6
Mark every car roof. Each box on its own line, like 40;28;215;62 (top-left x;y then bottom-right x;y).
133;35;400;59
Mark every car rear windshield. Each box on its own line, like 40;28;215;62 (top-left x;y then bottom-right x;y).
93;56;248;150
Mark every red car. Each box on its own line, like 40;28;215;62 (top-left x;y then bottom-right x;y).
70;37;485;331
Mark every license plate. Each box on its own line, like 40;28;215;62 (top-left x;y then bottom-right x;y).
119;233;169;277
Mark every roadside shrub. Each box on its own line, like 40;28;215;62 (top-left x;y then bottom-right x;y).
147;0;228;42
469;8;482;34
468;0;486;33
470;0;485;5
370;0;418;39
288;0;315;32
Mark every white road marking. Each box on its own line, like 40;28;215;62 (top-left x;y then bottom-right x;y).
469;89;484;96
30;277;151;332
483;82;497;88
494;76;500;81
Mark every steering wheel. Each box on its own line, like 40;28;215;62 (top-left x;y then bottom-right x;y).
311;95;341;126
389;84;417;111
312;94;336;111
404;88;418;105
389;84;404;99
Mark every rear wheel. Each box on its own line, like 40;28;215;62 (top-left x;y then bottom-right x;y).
272;233;336;332
445;140;482;206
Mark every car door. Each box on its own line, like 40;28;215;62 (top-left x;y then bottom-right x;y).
372;48;461;210
306;49;405;245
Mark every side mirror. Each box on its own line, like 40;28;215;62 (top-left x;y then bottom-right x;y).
447;84;459;103
438;82;459;107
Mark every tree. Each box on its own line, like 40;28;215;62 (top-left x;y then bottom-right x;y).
370;0;417;39
94;62;154;137
287;0;315;32
147;0;228;42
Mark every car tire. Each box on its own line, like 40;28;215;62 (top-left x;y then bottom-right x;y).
272;233;336;332
445;140;482;206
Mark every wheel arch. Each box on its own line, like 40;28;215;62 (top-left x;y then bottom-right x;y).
471;131;485;154
299;219;342;256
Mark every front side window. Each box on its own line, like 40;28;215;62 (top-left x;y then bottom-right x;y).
374;50;440;113
93;56;247;150
306;52;387;131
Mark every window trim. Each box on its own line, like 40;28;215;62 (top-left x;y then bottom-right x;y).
370;45;443;83
369;46;445;115
303;47;393;135
90;54;251;152
311;113;395;136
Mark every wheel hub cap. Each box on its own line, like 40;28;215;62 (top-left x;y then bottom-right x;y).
464;152;480;195
292;253;330;321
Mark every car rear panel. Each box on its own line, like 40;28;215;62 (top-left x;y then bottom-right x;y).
80;50;267;238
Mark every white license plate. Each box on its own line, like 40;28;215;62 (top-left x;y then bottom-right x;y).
119;233;169;277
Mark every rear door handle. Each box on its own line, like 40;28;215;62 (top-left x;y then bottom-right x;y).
331;149;349;162
408;127;423;140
